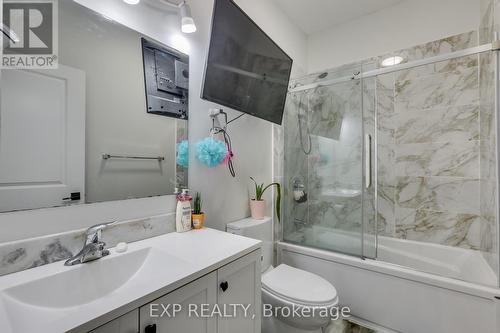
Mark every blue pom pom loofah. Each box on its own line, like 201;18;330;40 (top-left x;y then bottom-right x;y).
195;137;227;168
176;140;189;168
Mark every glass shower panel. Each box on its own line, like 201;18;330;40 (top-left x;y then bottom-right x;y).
374;53;498;286
283;66;365;257
281;25;498;287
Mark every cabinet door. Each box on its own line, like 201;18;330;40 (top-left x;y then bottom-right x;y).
217;250;261;333
139;272;217;333
89;309;138;333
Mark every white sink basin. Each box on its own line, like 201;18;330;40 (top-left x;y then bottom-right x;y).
0;228;262;333
3;247;154;308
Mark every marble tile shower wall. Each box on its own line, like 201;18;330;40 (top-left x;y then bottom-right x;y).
376;31;499;259
379;41;483;250
282;31;498;264
283;76;367;240
373;32;486;247
307;82;364;233
282;94;309;240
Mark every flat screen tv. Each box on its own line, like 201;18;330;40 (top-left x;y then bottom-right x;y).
202;0;293;125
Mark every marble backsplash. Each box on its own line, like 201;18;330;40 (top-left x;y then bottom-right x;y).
282;30;497;270
0;213;175;276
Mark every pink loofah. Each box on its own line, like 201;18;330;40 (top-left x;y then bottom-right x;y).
221;149;233;165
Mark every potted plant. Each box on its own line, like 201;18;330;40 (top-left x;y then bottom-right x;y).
192;192;204;229
250;177;281;222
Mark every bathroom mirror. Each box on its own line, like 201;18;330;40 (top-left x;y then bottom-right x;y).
0;0;189;213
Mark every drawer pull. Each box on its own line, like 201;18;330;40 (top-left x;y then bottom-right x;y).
145;324;156;333
220;281;229;292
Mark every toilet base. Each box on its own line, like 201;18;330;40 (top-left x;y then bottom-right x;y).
262;315;324;333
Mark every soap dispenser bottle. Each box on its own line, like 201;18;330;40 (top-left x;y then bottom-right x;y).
176;188;192;233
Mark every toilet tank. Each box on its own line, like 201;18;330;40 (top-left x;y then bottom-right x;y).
226;217;272;273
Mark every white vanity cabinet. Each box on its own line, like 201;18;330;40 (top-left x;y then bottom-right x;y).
217;251;261;333
89;250;261;333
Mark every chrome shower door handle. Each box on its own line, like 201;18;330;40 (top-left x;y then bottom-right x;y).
365;134;372;189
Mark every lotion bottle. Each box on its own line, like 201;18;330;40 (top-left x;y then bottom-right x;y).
176;188;192;233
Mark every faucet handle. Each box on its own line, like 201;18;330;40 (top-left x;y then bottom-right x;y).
86;221;116;235
84;221;116;244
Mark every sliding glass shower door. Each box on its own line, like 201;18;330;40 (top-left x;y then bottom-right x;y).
283;45;499;286
283;64;376;258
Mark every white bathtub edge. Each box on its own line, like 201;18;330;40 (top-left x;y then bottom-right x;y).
277;241;500;300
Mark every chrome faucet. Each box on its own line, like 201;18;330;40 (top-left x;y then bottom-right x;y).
65;221;115;266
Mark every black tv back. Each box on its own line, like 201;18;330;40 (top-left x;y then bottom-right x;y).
202;0;293;125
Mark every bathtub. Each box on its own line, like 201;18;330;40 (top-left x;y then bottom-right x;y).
279;227;500;333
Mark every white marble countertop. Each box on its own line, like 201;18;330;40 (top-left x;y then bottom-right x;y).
0;228;261;333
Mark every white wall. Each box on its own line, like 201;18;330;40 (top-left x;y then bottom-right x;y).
0;0;307;240
307;0;481;73
186;0;306;231
74;0;307;232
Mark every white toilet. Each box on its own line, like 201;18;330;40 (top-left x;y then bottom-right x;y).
227;217;338;333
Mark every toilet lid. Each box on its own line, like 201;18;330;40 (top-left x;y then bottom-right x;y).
262;264;338;306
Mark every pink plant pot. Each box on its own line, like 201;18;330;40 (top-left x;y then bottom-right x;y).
250;200;266;220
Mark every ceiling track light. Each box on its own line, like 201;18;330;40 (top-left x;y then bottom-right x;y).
180;1;197;33
123;0;141;5
160;0;197;34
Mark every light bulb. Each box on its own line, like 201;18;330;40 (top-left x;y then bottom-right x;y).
181;17;197;33
180;2;197;33
123;0;140;5
381;56;404;67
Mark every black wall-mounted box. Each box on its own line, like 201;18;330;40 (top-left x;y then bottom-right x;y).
142;38;189;119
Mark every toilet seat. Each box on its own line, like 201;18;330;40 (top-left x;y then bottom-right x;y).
262;264;338;307
261;265;339;331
